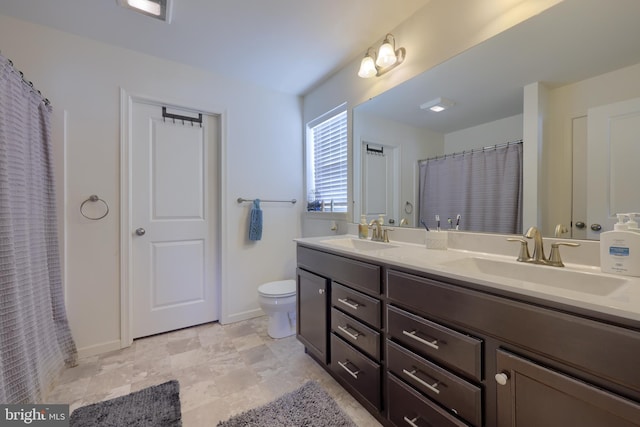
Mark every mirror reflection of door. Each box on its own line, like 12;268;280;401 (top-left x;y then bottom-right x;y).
571;116;587;240
585;97;640;240
361;142;399;225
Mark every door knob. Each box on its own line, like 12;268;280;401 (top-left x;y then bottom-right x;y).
495;372;509;386
590;223;602;231
575;221;585;229
135;228;146;236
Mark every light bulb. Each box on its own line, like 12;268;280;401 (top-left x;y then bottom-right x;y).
376;42;397;68
358;56;377;78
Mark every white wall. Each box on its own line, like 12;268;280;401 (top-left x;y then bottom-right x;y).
444;114;523;154
0;14;303;356
543;62;640;236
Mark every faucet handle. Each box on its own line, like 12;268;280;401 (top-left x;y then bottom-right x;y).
507;238;531;262
548;242;580;267
382;227;395;243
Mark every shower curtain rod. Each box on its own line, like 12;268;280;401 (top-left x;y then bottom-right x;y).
420;139;523;163
0;51;51;106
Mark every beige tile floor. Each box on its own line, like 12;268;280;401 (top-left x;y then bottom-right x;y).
48;316;381;426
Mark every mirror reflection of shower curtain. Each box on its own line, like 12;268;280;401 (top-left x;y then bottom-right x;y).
419;143;523;234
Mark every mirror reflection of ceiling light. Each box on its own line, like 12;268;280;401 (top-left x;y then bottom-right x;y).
358;34;406;78
420;97;455;112
117;0;172;22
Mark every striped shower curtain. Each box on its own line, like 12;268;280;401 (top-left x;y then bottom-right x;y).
0;54;77;403
419;142;523;234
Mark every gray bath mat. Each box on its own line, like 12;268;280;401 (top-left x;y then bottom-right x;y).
70;380;181;427
217;380;357;427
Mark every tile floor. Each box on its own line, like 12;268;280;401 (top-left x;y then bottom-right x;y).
47;316;381;426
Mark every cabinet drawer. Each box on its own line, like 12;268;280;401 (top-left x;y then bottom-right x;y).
297;245;381;294
387;374;468;427
332;282;381;328
330;334;381;410
387;305;482;381
332;308;381;360
387;341;482;426
388;269;640;393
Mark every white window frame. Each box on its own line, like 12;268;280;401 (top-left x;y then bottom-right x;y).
305;103;348;214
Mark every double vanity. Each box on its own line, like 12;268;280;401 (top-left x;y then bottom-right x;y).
295;232;640;426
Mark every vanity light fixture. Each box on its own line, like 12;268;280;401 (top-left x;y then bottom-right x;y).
420;97;455;112
358;34;406;78
117;0;173;22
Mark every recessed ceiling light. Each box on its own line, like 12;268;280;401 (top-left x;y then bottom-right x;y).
420;97;455;112
117;0;172;22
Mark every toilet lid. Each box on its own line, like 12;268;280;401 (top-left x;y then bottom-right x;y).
258;280;296;297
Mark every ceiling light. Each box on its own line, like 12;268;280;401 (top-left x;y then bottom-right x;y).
420;97;455;112
117;0;172;22
357;34;405;79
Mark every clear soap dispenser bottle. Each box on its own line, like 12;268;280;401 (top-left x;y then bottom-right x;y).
358;215;368;239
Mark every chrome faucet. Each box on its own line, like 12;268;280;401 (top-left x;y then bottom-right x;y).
369;219;393;242
525;226;547;264
369;219;382;242
507;226;580;267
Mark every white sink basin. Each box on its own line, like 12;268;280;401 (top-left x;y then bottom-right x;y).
439;257;627;296
319;237;399;251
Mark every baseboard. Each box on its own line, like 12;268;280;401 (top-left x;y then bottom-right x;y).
221;308;264;325
77;339;123;359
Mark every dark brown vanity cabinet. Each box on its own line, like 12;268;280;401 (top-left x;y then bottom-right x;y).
495;349;640;427
387;268;640;427
296;245;383;412
296;267;329;364
386;276;484;426
297;244;640;426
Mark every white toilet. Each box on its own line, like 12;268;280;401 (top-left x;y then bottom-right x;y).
258;279;297;339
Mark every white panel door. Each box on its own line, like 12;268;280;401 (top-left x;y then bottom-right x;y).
361;143;399;224
132;102;218;338
587;97;640;240
571;116;588;240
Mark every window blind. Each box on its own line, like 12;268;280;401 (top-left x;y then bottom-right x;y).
309;110;348;212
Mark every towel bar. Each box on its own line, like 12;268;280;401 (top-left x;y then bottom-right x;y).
237;197;297;204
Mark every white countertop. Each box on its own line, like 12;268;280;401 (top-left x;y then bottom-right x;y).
296;234;640;325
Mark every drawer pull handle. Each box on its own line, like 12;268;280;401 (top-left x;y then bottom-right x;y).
402;330;439;350
337;325;360;340
337;360;360;379
403;416;420;427
338;298;359;310
402;369;441;395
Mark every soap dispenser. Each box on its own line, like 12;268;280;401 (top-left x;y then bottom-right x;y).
358;215;369;239
600;214;640;277
626;213;640;233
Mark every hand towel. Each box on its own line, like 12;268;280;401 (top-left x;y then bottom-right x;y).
249;199;263;241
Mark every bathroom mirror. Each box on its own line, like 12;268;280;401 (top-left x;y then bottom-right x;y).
352;0;640;238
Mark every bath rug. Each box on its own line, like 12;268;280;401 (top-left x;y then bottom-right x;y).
217;380;356;427
70;380;181;427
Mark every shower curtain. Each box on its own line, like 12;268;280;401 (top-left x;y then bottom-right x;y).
0;54;77;403
419;142;523;234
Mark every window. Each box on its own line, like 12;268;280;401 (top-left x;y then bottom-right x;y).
306;105;348;212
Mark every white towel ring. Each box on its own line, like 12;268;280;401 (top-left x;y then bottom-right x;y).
80;195;109;220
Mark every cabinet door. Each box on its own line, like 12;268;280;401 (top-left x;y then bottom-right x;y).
296;268;329;364
496;349;640;427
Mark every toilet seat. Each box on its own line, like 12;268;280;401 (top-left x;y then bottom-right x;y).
258;280;296;298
